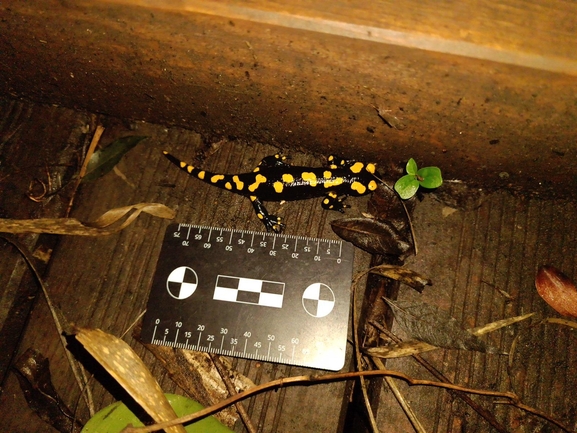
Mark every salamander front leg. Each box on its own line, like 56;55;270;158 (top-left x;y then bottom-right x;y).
249;196;285;233
257;153;290;169
321;191;350;213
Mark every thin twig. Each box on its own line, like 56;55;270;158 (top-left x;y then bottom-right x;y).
370;321;509;433
120;310;148;339
351;267;380;433
398;197;418;255
119;367;545;433
373;357;428;433
66;125;104;216
1;236;95;415
210;354;257;433
372;174;418;255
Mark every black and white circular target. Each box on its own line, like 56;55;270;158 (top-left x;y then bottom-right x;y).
302;283;335;318
166;266;198;299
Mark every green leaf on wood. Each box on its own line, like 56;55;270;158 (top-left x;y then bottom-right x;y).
394;158;443;199
82;135;147;183
81;393;233;433
394;174;420;199
406;158;418;175
417;166;443;189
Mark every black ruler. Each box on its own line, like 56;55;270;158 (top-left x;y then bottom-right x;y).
141;223;354;371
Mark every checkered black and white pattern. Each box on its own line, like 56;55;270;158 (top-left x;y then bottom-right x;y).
302;283;335;317
166;266;198;300
213;275;285;308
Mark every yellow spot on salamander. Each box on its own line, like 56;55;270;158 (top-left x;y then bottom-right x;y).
350;162;364;173
186;165;194;174
180;162;188;169
257;213;264;219
351;181;367;194
197;170;205;179
249;195;257;202
302;172;317;187
324;177;344;188
323;198;330;204
232;175;244;190
225;182;232;190
211;174;225;183
368;180;378;191
253;166;260;172
273;181;283;193
323;171;332;178
366;163;376;174
328;191;338;198
282;173;294;183
248;174;267;192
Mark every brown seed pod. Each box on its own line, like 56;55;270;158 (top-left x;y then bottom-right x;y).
535;265;577;318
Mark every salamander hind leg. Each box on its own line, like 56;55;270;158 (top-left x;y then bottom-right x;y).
321;191;350;213
249;196;285;233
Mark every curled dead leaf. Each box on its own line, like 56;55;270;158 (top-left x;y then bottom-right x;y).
14;348;83;433
367;313;533;359
331;217;411;257
368;264;431;293
535;265;577;318
0;203;175;236
75;328;186;433
383;298;499;353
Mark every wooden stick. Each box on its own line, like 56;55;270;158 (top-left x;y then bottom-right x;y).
210;354;257;433
66;125;104;216
373;357;428;433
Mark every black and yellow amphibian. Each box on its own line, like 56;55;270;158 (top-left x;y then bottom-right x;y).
163;151;379;233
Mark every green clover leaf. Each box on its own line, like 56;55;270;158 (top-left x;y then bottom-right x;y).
394;159;443;199
394;174;421;199
406;158;418;176
417;166;443;189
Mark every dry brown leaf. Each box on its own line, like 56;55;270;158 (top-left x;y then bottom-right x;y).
141;342;255;427
367;312;534;359
331;217;411;257
365;340;436;359
75;328;186;433
0;203;175;236
539;317;577;329
384;298;496;352
369;264;431;293
14;348;83;433
373;106;407;130
535;265;577;318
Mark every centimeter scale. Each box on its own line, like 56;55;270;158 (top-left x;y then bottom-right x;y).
141;223;355;371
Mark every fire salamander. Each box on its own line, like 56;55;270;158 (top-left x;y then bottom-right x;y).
163;151;379;232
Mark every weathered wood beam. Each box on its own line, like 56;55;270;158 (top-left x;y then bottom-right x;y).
1;1;576;197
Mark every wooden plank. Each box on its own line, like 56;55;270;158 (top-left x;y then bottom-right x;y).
0;112;369;431
130;0;577;71
377;192;577;432
1;0;576;201
0;100;93;389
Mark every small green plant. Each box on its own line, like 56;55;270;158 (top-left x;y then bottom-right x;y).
394;158;443;199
